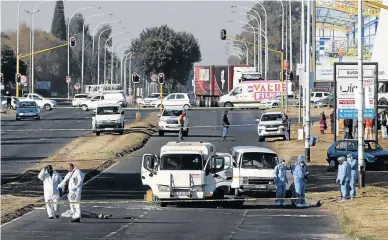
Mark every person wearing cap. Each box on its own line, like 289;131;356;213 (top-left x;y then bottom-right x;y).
292;156;308;207
347;153;358;199
336;156;351;200
274;158;288;206
221;110;230;141
178;111;186;140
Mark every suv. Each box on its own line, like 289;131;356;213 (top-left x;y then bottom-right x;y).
158;108;190;136
92;104;125;136
152;93;191;110
72;94;88;107
256;112;286;142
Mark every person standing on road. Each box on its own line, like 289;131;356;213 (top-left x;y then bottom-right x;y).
178;112;186;140
274;158;288;206
283;115;291;140
381;113;387;139
38;165;62;219
352;118;358;139
347;153;358;199
58;163;85;222
221;110;230;141
330;110;335;134
292;156;308;207
336;156;351;200
364;118;373;139
319;113;326;134
6;91;11;109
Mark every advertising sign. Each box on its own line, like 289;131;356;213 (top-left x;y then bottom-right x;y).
36;81;51;90
244;80;291;101
335;63;377;119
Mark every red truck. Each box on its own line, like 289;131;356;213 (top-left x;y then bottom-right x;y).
193;65;255;107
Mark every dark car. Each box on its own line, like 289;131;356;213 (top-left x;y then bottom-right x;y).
327;139;388;170
16;101;40;120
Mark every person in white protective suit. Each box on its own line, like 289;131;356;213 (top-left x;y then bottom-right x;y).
38;165;63;219
58;163;85;222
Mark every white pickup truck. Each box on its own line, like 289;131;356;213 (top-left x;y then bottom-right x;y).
230;146;294;197
20;93;56;111
141;141;233;207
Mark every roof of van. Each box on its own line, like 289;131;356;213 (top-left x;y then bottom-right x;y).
262;112;284;115
230;146;276;154
164;141;213;147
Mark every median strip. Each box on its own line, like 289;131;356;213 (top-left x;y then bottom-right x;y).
1;113;158;224
265;107;388;240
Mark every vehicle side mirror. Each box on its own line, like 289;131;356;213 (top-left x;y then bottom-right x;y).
92;112;95;116
255;119;260;122
121;111;124;115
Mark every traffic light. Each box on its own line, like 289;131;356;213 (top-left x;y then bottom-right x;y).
16;73;21;83
70;37;76;47
220;29;226;40
132;73;140;83
158;73;165;84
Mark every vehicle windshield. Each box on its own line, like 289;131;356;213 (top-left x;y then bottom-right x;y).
162;109;183;117
74;95;87;99
240;152;278;169
19;102;36;108
160;154;203;170
261;114;283;121
97;106;120;115
146;94;160;98
364;141;383;151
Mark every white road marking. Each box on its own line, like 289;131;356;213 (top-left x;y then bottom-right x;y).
245;214;327;218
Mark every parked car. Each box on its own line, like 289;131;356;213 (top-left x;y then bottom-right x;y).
314;94;334;108
72;94;88;107
326;139;388;170
152;93;191;110
16;101;40;120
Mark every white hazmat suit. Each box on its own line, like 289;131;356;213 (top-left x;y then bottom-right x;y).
58;168;85;220
38;168;63;218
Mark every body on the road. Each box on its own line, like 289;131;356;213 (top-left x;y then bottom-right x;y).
336;156;351;200
347;153;358;199
58;163;85;222
38;165;62;219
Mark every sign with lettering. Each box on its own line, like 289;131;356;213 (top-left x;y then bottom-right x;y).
336;64;376;119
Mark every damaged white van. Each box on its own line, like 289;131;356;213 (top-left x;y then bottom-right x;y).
230;146;294;197
141;141;233;207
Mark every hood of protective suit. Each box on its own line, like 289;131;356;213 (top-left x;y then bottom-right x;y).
297;155;305;163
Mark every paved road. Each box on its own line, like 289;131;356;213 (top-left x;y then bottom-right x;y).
0;108;148;184
1;109;344;239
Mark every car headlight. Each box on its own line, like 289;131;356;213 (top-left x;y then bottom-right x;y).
191;185;204;191
258;124;266;130
19;113;24;116
159;120;166;125
158;185;170;192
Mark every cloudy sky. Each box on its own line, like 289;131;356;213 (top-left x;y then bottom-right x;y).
1;0;254;65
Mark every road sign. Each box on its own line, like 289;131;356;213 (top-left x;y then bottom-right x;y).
66;76;71;84
74;83;80;90
283;60;289;70
20;75;27;84
335;63;377;119
151;74;157;82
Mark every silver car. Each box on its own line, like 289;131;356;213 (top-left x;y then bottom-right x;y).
16;101;40;120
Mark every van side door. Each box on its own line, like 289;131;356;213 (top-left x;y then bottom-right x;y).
141;154;159;191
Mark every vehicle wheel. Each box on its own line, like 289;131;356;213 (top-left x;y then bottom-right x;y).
329;159;338;169
157;104;164;110
183;130;189;137
183;104;189;110
44;104;52;111
16;117;20;121
159;202;167;207
234;188;241;197
283;135;286;140
81;105;88;111
96;131;101;136
158;130;164;136
36;115;41;120
272;103;279;108
258;136;265;142
224;102;233;108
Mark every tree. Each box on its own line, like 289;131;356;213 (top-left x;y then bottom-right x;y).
1;44;27;88
51;0;66;41
130;25;201;92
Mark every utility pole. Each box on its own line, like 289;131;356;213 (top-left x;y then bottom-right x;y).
305;0;312;162
357;0;366;188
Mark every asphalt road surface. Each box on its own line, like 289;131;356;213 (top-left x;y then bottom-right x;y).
1;109;343;239
0;107;149;184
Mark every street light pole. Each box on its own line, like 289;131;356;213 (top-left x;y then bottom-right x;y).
103;31;129;83
97;26;123;85
92;20;121;57
357;0;365;187
24;9;39;93
110;40;130;83
67;6;101;85
81;13;113;92
123;51;132;95
305;0;312;162
254;1;268;79
120;48;130;87
229;20;256;71
228;40;249;65
278;0;285;53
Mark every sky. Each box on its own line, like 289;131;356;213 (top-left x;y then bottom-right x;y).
0;0;254;65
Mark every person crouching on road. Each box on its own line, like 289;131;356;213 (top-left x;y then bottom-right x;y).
336;157;351;201
38;165;63;219
274;158;288;206
221;110;230;141
347;153;358;199
58;163;85;222
292;156;309;207
178;112;186;140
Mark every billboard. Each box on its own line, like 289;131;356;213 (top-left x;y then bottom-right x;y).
316;0;388;82
193;66;211;95
213;65;229;95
